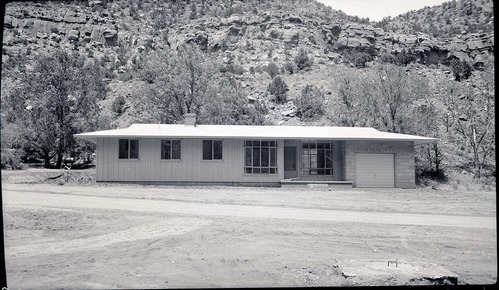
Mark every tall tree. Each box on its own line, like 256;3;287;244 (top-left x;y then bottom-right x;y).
439;67;495;178
136;44;216;124
371;64;429;133
10;50;106;168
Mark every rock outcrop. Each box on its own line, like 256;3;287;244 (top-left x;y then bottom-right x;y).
2;1;494;73
330;22;494;66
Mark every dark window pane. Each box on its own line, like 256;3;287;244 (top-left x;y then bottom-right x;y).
261;168;269;174
326;150;333;168
269;168;275;174
245;168;252;174
317;149;325;168
318;169;325;175
203;140;212;160
245;148;252;166
129;140;139;159
261;141;269;147
325;143;331;149
253;148;260;166
245;141;252;146
303;143;310;149
269;141;276;147
161;140;171;159
261;148;269;167
310;143;316;149
214;141;223;160
119;139;128;159
317;143;325;149
252;141;260;147
326;169;332;175
172;140;181;159
270;148;277;166
253;168;261;174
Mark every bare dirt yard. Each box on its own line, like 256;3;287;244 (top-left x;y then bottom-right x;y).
1;169;497;288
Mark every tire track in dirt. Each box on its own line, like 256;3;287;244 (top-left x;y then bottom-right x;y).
7;218;211;258
3;190;496;229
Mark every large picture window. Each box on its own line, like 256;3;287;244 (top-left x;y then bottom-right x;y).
119;139;139;159
203;140;223;160
244;140;278;174
161;140;181;160
301;142;333;175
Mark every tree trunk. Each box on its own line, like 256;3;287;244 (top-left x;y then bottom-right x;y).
43;150;51;169
55;152;64;169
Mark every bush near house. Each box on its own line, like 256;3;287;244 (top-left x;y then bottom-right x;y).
1;149;25;170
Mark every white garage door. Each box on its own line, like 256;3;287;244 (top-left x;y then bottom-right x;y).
355;153;395;188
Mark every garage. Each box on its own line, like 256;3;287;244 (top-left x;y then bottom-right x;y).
355;153;395;188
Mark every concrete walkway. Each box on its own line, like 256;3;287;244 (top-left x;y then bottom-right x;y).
2;188;496;230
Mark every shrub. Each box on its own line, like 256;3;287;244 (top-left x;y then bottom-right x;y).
343;49;373;68
1;149;25;170
294;84;325;120
141;69;157;83
294;48;313;71
284;61;295;74
268;76;288;103
415;168;448;186
112;95;126;115
265;62;281;78
450;59;473;81
393;49;417;66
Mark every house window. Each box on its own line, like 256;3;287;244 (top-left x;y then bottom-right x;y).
244;140;278;174
161;140;181;160
301;142;333;175
203;140;223;160
119;139;139;159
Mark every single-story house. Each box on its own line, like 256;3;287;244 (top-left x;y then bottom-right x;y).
75;113;438;188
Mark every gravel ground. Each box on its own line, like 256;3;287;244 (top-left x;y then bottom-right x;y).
2;178;497;288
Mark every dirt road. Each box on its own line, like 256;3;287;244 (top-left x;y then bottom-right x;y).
2;183;497;288
3;185;495;229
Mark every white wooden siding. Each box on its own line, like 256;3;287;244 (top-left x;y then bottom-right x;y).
96;138;284;183
355;153;395;188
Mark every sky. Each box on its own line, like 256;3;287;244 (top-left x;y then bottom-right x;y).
316;0;450;21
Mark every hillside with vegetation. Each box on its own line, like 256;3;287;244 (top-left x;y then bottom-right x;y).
377;0;494;38
1;0;495;186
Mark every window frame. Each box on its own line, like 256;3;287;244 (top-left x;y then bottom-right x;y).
202;140;223;161
161;139;182;160
301;142;334;175
244;140;278;175
118;139;140;160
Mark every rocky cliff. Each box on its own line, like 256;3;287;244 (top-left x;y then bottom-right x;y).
2;0;494;74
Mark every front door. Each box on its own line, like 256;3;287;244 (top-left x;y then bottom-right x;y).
284;146;297;178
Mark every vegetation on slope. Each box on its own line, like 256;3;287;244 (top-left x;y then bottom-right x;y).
377;0;494;38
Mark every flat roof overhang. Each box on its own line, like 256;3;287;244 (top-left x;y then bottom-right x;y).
74;124;438;146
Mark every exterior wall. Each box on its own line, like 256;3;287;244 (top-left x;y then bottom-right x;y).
96;138;284;183
283;140;342;181
339;141;347;181
343;141;415;188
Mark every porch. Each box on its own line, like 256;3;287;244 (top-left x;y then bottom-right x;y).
280;178;353;188
282;139;346;183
